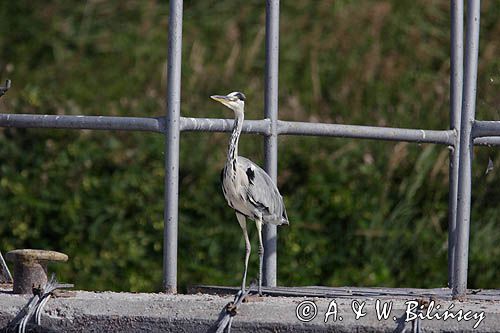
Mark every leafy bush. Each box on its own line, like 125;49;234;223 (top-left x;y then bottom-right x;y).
0;0;499;291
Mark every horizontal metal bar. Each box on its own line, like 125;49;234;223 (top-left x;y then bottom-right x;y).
277;120;456;145
181;117;455;145
472;120;500;138
472;121;500;145
180;117;271;135
474;137;500;146
1;114;457;146
0;114;163;133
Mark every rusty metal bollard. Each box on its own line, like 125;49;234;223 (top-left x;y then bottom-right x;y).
6;249;68;294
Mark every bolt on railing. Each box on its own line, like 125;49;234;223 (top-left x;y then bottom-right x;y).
0;0;495;299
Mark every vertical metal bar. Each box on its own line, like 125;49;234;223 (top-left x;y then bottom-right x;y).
453;0;480;300
448;0;463;288
163;0;183;294
263;0;280;287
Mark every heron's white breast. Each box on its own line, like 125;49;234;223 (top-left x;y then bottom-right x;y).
222;164;254;217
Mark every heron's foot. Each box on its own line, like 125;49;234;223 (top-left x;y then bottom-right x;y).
257;272;262;296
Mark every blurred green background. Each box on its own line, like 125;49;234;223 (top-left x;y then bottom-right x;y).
0;0;499;292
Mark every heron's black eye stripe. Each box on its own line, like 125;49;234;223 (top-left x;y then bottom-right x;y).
246;167;255;184
236;92;246;101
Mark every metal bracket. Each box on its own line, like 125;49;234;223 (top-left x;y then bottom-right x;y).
0;79;11;98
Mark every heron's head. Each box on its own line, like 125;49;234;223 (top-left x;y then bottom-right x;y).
210;91;246;113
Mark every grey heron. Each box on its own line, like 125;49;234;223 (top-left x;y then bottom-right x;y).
211;91;289;295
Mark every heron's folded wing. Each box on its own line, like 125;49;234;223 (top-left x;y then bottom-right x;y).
238;157;287;222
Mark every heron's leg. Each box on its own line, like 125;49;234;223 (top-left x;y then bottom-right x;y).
255;218;264;296
236;213;250;292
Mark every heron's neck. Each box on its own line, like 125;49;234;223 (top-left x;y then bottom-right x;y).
227;110;244;165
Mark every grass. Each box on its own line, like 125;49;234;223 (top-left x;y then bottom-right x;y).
0;0;499;292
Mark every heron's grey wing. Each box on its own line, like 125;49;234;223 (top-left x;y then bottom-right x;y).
237;157;288;225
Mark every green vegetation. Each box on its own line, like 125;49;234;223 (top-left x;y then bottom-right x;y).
0;0;499;292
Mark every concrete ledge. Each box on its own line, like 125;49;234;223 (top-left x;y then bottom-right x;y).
1;288;499;332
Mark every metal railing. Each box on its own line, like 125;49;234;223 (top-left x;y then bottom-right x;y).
0;0;495;299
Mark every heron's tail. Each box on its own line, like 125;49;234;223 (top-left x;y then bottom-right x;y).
280;208;289;226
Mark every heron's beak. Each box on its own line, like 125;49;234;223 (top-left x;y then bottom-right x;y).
210;95;231;104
